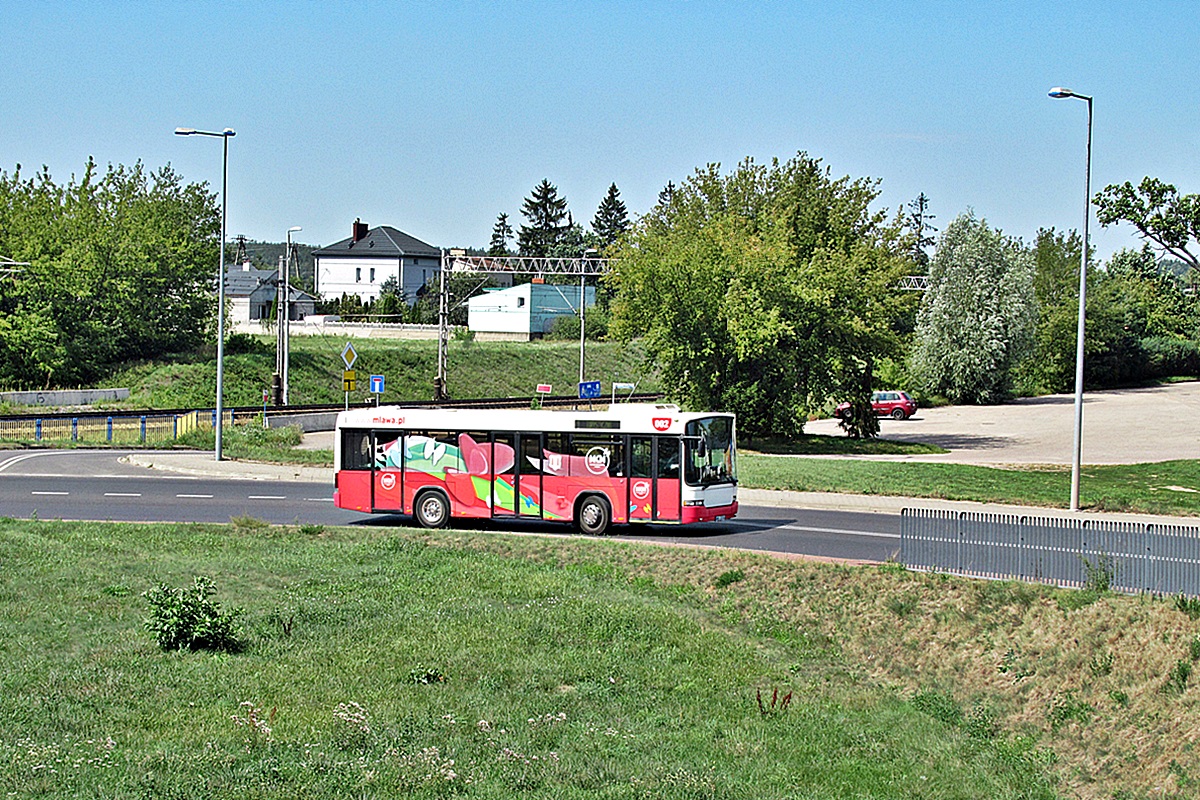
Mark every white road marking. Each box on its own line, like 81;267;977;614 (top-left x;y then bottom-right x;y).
177;494;214;499
31;491;69;496
248;495;287;500
103;492;142;498
306;498;334;502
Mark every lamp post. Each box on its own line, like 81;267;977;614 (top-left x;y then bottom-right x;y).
283;226;302;405
579;248;598;385
1048;87;1092;511
175;126;235;461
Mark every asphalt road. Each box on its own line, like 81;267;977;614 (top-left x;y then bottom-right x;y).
0;449;899;562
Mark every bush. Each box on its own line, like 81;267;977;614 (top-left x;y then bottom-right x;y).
143;576;245;652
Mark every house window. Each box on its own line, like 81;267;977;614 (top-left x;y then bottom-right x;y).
355;268;361;282
370;268;376;282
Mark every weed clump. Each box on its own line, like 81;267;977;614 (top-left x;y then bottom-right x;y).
143;576;244;652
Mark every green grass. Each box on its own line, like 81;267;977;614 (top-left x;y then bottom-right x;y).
108;336;659;409
740;453;1200;515
0;519;1057;799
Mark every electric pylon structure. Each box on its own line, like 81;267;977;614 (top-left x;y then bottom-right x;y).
434;249;607;401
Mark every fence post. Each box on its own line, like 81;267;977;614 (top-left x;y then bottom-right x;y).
71;418;78;442
173;415;178;440
106;417;113;443
211;410;217;430
140;416;146;443
35;418;42;442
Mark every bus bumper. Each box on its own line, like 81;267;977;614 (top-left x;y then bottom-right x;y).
681;501;738;524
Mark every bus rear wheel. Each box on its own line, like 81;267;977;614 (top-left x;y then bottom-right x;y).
577;496;611;536
414;491;450;529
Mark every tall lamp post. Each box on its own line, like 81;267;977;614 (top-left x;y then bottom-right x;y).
283;225;302;405
1048;87;1092;511
175;126;235;461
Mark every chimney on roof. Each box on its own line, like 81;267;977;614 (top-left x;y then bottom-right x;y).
352;218;369;243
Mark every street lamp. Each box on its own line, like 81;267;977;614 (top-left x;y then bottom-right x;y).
175;126;235;461
282;226;302;405
1048;87;1092;511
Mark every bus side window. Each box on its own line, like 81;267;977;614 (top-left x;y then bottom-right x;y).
374;431;402;469
342;429;372;470
656;438;680;479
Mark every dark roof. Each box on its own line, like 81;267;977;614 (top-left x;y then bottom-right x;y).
224;266;278;298
312;226;440;259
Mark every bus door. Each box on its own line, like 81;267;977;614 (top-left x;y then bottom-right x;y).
518;433;543;518
371;430;404;513
491;432;517;517
654;437;682;521
630;436;681;522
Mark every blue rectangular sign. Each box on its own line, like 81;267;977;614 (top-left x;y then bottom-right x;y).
369;374;385;394
578;380;602;399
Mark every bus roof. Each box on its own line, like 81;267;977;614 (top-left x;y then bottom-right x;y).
335;403;732;437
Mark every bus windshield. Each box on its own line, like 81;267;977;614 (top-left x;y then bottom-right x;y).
684;416;736;486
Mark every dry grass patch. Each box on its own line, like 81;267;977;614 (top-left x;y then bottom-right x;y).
420;530;1200;799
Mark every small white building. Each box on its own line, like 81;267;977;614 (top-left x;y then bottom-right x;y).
467;282;596;340
312;219;441;304
225;264;315;325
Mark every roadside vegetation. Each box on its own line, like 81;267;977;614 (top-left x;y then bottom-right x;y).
7;518;1200;798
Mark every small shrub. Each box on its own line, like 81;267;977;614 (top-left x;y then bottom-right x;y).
1174;594;1200;620
1167;659;1193;694
1048;691;1093;731
1190;635;1200;662
231;514;270;532
298;523;325;536
409;666;447;685
714;569;745;588
1081;553;1116;594
143;576;244;652
1089;650;1115;677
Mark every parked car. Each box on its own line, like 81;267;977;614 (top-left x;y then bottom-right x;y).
834;391;918;420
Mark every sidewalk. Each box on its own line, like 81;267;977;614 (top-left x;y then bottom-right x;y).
121;450;1196;527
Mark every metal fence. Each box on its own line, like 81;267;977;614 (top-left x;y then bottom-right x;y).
0;409;241;446
901;508;1200;597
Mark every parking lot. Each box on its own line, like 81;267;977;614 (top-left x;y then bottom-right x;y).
804;382;1200;466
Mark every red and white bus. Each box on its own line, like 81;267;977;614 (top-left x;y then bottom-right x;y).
333;404;737;535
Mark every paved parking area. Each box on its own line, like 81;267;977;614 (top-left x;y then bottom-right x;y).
804;382;1200;466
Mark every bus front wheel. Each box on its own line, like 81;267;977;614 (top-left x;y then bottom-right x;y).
577;496;611;536
414;491;450;529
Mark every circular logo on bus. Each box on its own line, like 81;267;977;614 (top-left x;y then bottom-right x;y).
632;480;650;500
380;472;396;491
585;447;610;475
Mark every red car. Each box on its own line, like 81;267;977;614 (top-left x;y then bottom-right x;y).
835;391;918;421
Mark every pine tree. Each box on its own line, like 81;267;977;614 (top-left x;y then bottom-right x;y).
488;212;513;256
518;179;569;257
591;183;630;250
906;193;937;269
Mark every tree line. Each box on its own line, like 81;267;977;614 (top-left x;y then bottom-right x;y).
1;154;1197;439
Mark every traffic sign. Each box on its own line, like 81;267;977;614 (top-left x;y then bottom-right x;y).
578;380;602;400
340;341;358;370
343;369;357;392
369;374;385;394
536;383;552;394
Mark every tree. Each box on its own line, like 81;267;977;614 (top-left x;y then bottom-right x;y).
517;179;569;257
1018;227;1086;394
591;183;630;250
609;154;912;439
0;159;218;388
487;212;513;256
913;212;1035;404
905;193;937;269
1094;177;1200;270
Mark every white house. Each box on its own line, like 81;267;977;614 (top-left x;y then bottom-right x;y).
225;264;315;326
312;219;441;304
467;282;596;340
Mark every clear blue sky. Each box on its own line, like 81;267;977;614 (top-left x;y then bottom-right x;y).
3;1;1197;263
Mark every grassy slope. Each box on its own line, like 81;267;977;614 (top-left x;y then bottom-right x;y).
0;520;1057;799
110;336;660;408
